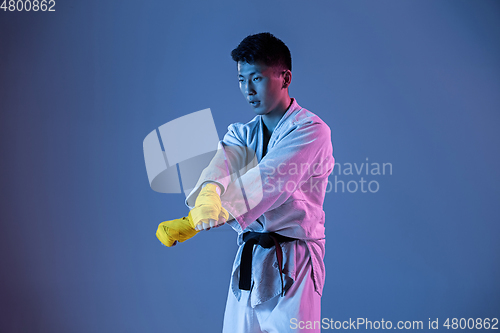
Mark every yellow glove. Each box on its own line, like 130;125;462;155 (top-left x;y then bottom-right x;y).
156;211;199;247
190;183;229;230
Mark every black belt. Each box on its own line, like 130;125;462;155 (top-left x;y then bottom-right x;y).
239;231;296;296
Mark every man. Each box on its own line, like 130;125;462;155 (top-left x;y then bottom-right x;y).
156;32;334;333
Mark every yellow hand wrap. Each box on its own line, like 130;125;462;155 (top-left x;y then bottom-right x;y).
156;211;199;247
190;183;229;227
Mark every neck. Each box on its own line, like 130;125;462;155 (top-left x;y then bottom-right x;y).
262;97;293;133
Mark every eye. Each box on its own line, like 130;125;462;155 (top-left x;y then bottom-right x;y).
253;77;261;82
238;78;244;83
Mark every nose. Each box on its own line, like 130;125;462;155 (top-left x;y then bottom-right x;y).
242;81;256;96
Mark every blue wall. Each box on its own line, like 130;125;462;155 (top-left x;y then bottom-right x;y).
1;0;499;332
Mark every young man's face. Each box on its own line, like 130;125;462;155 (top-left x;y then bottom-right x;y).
237;61;290;118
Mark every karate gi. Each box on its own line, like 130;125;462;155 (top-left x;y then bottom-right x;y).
185;98;334;333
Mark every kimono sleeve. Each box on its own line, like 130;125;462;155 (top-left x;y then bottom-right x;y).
184;123;259;210
220;120;333;230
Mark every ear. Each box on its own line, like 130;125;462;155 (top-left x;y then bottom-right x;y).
282;70;292;89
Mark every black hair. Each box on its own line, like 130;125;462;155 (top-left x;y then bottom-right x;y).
231;32;292;72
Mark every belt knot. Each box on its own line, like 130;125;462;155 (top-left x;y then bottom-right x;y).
239;231;296;297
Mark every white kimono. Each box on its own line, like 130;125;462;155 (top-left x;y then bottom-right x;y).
186;98;334;332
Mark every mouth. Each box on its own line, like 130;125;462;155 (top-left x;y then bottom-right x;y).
249;100;260;107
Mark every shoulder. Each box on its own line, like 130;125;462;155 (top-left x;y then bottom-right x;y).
281;105;332;141
293;107;330;130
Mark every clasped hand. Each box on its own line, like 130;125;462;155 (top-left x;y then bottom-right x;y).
190;183;228;231
156;183;228;247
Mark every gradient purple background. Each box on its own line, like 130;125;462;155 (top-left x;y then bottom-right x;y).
1;0;499;332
